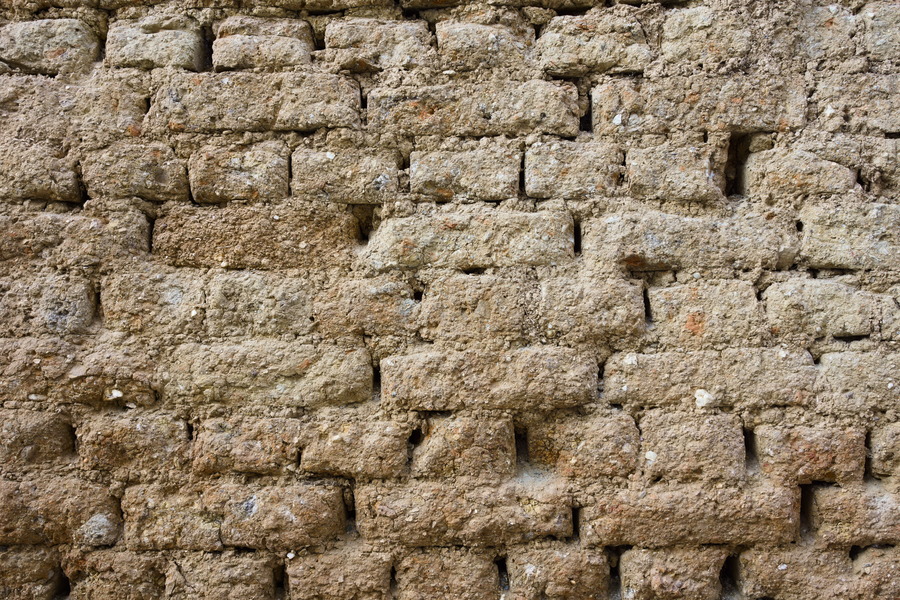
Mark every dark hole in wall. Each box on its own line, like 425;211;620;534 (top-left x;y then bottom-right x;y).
799;482;833;539
186;421;194;441
719;555;741;597
885;132;900;139
832;334;869;342
200;25;214;72
495;557;510;591
725;132;753;196
389;566;398;598
607;546;630;598
519;152;527;196
344;488;357;534
514;426;529;466
461;267;486;275
573;220;582;255
353;205;377;242
571;506;581;540
580;99;592;133
642;287;653;324
372;363;381;394
53;568;71;600
274;562;287;600
744;428;759;474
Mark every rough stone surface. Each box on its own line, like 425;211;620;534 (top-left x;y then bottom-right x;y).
0;1;897;598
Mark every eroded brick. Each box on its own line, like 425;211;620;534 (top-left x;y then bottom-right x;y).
291;148;399;204
525;140;622;199
188;142;290;204
83;142;188;203
107;15;203;71
214;16;314;70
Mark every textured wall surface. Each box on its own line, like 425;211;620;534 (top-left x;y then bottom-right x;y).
0;0;898;598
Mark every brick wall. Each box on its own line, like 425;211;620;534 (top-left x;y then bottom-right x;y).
0;0;898;598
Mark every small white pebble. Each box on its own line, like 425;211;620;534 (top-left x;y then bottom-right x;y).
272;215;280;221
612;114;623;125
694;389;715;407
325;152;336;160
110;389;124;399
778;564;788;571
645;450;658;463
889;382;895;389
286;552;295;559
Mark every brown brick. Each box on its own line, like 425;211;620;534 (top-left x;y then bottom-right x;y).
871;422;900;478
436;21;532;73
740;545;854;600
619;546;730;600
0;409;74;467
101;269;205;337
382;346;596;411
816;351;900;415
525;140;622;199
287;545;392;600
626;142;725;203
660;6;752;70
106;16;203;71
812;482;900;547
743;149;857;199
213;16;314;70
755;425;866;484
528;412;639;479
302;420;410;479
798;203;900;270
861;2;900;62
0;273;96;336
0;139;80;203
291;148;400;204
315;275;418;339
66;549;166;600
323;18;436;71
188;142;290;204
163;553;276;600
0;547;63;600
122;485;221;551
396;548;498;600
539;276;645;345
853;546;900;600
813;73;899;133
410;144;521;201
192;417;303;475
0;19;99;75
509;543;609;600
410;414;515;479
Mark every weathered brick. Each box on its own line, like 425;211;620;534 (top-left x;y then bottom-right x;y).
853;546;900;600
649;279;765;350
107;16;203;70
537;7;651;76
410;143;520;201
287;545;393;600
0;547;63;600
755;425;865;484
814;73;899;133
798;4;856;61
83;142;188;203
356;479;571;545
153;200;359;270
626;142;725;203
161;341;372;408
815;351;900;415
798;203;900;270
365;206;573;271
0;139;80;203
122;485;220;551
525;140;622;199
812;482;900;547
188;142;290;204
0;273;95;336
396;548;498;600
315;275;418;339
0;19;98;75
740;545;854;600
72;71;150;148
382;346;596;411
640;411;745;482
436;21;532;73
604;348;817;410
368;81;579;137
150;72;360;133
539;276;645;345
410;414;515;479
509;543;608;600
0;409;74;467
871;422;900;478
67;549;165;600
743;149;857;199
291;148;400;203
861;1;900;62
302;419;409;479
163;553;276;600
661;6;751;69
77;411;189;480
582;482;798;547
323;18;435;71
0;476;121;546
204;483;346;550
205;270;314;337
529;411;639;479
213;16;314;70
101;269;205;337
619;546;730;600
192;417;302;475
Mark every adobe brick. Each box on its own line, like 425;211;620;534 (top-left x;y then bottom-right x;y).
812;482;900;547
740;545;854;600
870;422;900;478
538;276;646;345
101;269;205;337
528;412;639;479
525;140;622;199
323;18;436;72
0;273;96;336
861;2;900;62
163;552;276;600
0;139;80;203
815;351;900;415
508;543;609;599
410;414;515;479
853;546;900;600
66;549;166;600
626;142;726;203
0;547;63;600
213;16;314;70
619;546;730;600
83;141;188;203
743;149;857;199
192;417;302;475
755;425;866;485
381;346;596;411
660;6;752;70
188;142;290;204
798;203;900;270
410;144;521;201
0;19;99;75
436;21;532;73
302;419;410;479
814;73;899;133
122;485;221;551
106;16;204;71
287;545;393;600
0;409;74;467
315;275;418;339
395;548;498;600
291;148;400;204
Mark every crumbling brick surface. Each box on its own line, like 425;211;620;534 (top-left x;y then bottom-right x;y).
0;0;897;598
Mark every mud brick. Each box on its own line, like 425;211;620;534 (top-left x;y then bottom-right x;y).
539;276;645;345
356;479;571;545
508;543;608;600
798;203;900;270
213;16;314;70
661;6;751;69
0;476;121;546
640;411;745;482
581;482;799;547
871;422;900;478
153;200;359;270
648;280;765;350
604;348;817;410
0;19;99;75
619;546;729;600
66;549;166;600
740;545;854;600
410;414;515;479
204;484;346;551
163;553;275;600
812;482;900;547
853;546;900;600
188;141;290;204
815;352;900;415
150;72;360;133
0;409;74;467
764;279;888;343
537;7;651;76
315;275;417;338
0;273;95;336
192;417;302;475
528;412;639;479
101;268;205;337
382;346;596;411
436;21;532;73
291;148;399;204
584;209;797;274
106;16;203;71
0;75;75;147
322;18;436;71
122;485;221;551
365;206;573;271
83;142;188;203
525;141;622;199
0;139;80;203
742;149;856;199
302;420;409;479
72;71;151;148
416;273;529;343
592;75;806;136
755;425;865;484
798;4;856;61
287;544;392;600
410;144;521;201
0;547;63;600
396;548;498;600
77;411;189;480
205;270;314;337
626;142;725;203
161;341;372;408
814;73;899;133
861;1;900;62
368;81;579;137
